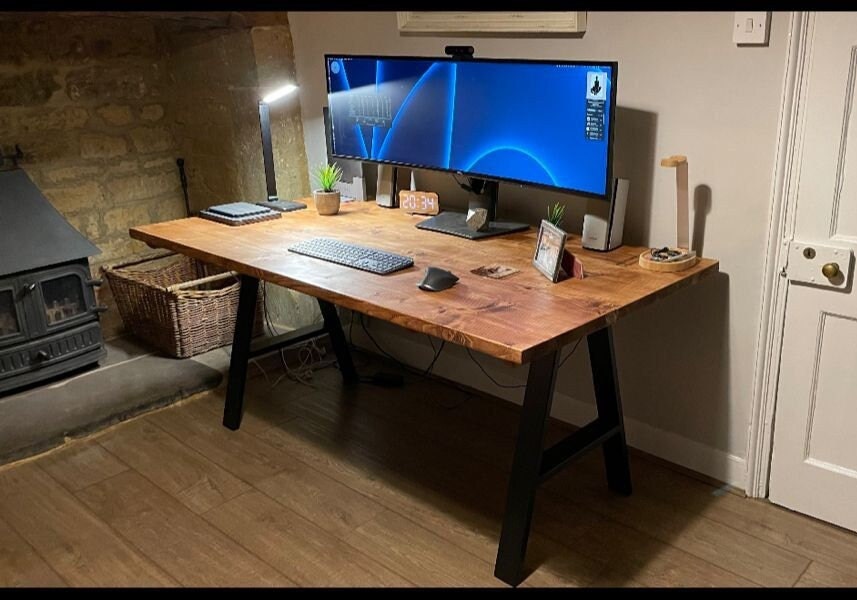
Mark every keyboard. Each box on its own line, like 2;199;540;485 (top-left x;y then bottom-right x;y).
288;237;414;275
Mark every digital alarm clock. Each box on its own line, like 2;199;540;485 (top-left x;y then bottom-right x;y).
398;190;440;215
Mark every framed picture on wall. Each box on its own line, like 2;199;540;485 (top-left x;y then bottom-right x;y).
396;12;587;36
533;219;568;283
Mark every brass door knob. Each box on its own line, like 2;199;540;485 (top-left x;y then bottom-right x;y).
822;262;840;279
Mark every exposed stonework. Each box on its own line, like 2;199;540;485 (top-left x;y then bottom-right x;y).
17;107;89;132
42;181;104;213
65;65;160;102
80;133;128;159
1;12;312;339
0;69;60;106
43;164;102;184
129;125;174;154
106;171;179;203
139;103;164;122
96;104;134;126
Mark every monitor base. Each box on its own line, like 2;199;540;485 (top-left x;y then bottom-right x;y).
416;211;529;240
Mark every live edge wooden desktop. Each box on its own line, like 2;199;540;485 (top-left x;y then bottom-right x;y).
130;198;718;586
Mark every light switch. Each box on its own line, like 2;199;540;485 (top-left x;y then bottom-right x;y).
733;11;770;46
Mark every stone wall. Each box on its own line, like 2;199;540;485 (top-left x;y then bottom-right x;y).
166;22;317;329
0;14;186;337
0;12;315;339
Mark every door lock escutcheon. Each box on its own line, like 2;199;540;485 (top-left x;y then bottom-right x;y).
787;242;853;289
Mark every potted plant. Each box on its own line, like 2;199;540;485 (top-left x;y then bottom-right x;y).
312;162;343;215
547;201;566;229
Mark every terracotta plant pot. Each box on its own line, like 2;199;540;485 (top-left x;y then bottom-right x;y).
313;190;341;215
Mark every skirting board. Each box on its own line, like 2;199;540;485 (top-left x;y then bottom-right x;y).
347;315;747;489
551;391;747;488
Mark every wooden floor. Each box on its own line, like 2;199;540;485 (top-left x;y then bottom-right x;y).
2;353;857;588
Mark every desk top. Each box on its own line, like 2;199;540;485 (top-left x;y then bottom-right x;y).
130;199;718;365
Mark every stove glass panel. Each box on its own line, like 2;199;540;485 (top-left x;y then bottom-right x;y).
0;289;20;337
41;274;85;326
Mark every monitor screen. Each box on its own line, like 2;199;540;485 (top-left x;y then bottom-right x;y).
325;54;617;199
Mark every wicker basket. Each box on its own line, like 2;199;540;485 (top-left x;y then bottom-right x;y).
103;252;261;358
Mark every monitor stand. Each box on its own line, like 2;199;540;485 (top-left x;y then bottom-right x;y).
415;179;529;240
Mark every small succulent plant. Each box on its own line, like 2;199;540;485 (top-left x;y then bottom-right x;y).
313;162;343;193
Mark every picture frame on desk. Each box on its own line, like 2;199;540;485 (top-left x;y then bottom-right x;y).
533;219;567;283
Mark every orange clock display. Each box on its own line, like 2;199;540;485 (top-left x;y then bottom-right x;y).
398;190;440;215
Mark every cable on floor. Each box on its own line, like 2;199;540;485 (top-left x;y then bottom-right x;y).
260;282;335;388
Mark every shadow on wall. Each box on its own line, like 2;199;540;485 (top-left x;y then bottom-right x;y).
615;270;732;468
612;106;658;247
693;184;711;257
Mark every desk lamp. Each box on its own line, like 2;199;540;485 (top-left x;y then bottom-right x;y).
255;83;307;213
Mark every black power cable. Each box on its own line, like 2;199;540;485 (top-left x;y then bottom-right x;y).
357;314;447;383
465;337;584;390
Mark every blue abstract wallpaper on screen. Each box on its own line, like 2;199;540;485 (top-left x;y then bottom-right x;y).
326;56;613;197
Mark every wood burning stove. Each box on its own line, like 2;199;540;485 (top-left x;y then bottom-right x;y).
0;169;106;395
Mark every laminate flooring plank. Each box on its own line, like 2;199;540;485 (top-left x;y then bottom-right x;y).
146;401;299;484
0;515;66;587
544;468;810;587
97;418;249;514
533;492;758;588
75;471;292;587
0;463;175;587
194;377;309;436
343;509;505;587
37;440;128;492
203;490;411;587
794;560;857;588
621;456;857;578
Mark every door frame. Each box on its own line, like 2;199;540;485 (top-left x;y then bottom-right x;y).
746;11;813;498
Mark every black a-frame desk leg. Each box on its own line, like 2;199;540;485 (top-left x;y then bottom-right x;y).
588;327;632;495
222;282;359;431
318;299;358;385
223;275;259;431
493;349;561;585
493;325;632;586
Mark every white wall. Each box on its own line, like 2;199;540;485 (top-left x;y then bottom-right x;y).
288;11;790;487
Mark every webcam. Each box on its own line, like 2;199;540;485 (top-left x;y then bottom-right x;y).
444;45;474;60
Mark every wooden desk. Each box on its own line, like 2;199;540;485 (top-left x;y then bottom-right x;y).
131;199;718;586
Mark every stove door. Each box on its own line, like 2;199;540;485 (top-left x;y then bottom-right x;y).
0;281;28;348
20;264;95;337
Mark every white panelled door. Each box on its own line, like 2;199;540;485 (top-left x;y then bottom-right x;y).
769;12;857;531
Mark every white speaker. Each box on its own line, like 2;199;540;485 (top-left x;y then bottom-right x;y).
375;165;398;208
582;178;629;251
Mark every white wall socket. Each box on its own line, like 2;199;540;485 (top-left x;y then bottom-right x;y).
733;12;770;46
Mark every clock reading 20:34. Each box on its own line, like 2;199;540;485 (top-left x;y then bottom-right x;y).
398;190;440;215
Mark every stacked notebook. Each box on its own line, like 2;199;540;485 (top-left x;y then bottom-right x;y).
199;202;281;226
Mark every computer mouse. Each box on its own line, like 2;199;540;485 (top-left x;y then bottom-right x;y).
418;267;459;292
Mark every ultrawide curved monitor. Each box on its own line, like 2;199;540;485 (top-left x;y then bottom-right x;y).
325;54;617;199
